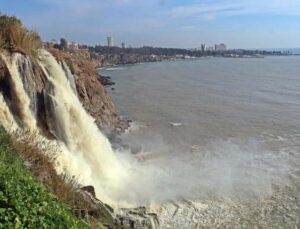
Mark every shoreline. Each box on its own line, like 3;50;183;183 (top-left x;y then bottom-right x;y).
96;53;298;71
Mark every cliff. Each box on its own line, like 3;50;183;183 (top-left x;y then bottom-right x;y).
0;14;159;229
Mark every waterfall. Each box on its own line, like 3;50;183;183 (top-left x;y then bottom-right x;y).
61;61;77;95
0;49;128;204
38;50;127;203
15;54;38;117
0;53;37;131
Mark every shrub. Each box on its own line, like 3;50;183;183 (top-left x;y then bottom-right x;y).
0;14;42;56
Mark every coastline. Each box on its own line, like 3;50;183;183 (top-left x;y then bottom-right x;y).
95;52;297;71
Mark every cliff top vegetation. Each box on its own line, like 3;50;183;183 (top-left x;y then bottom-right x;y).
0;14;41;57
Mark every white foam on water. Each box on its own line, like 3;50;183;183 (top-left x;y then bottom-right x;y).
104;67;124;71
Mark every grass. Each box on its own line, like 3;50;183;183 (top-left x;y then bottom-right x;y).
0;14;41;57
0;127;89;228
11;130;115;228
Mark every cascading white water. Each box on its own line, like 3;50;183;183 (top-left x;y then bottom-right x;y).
0;93;19;132
0;52;70;175
0;53;37;131
0;50;129;204
61;61;77;95
38;50;127;203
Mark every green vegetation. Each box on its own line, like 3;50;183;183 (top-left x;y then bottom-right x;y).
90;45;197;57
89;44;287;59
0;127;88;228
0;14;41;56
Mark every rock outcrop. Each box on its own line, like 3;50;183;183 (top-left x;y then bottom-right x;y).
116;207;160;229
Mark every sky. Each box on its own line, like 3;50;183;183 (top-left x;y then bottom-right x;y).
1;0;300;49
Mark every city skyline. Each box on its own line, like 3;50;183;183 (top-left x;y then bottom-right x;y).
1;0;300;49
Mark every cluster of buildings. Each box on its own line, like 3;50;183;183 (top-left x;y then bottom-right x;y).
107;36;126;49
44;36;227;55
43;38;91;59
43;36;127;51
44;39;81;51
67;41;79;51
198;43;227;52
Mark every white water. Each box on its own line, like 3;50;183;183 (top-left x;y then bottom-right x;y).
37;50;127;204
0;52;71;174
0;93;19;132
0;50;130;205
61;61;77;95
0;53;37;131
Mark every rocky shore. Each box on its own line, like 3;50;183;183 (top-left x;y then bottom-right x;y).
91;53;168;68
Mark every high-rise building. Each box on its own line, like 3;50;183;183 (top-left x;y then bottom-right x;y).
220;43;227;50
201;44;206;53
215;43;227;51
107;36;114;47
121;42;125;49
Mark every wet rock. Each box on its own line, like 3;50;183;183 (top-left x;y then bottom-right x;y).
117;207;160;229
98;75;115;86
77;188;115;227
81;186;96;198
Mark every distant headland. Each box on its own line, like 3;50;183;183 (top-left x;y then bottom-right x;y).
44;38;294;68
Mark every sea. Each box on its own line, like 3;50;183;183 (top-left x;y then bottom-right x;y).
100;56;300;228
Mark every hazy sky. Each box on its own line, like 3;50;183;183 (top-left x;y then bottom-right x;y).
1;0;300;49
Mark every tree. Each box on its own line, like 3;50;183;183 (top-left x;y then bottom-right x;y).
60;38;68;50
